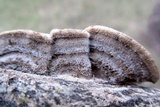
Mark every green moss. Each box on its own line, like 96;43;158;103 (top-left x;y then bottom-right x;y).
18;93;28;106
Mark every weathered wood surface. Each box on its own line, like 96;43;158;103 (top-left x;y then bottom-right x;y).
0;68;160;107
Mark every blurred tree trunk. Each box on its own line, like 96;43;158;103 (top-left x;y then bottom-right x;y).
146;1;160;54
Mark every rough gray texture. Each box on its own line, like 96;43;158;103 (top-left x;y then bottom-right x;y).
0;68;160;107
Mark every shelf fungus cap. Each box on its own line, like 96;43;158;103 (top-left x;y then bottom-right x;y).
85;25;159;83
0;29;52;44
50;29;90;39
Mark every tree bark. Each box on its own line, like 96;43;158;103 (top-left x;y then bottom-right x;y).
0;68;160;107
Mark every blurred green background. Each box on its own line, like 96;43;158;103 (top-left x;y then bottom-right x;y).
0;0;160;88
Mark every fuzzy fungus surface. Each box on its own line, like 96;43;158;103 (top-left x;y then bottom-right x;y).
0;25;159;106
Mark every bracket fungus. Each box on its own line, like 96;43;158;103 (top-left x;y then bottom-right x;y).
0;25;159;84
85;25;159;84
50;29;91;77
0;30;52;75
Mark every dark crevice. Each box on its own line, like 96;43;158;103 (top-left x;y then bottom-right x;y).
0;51;22;57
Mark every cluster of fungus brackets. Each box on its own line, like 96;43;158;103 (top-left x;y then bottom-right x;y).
0;25;159;84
